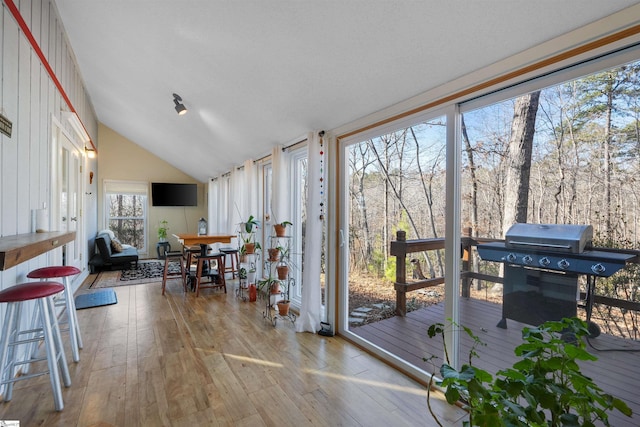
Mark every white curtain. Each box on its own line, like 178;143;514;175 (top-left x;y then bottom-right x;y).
296;131;324;333
271;144;290;223
207;177;218;234
243;159;257;220
228;166;242;232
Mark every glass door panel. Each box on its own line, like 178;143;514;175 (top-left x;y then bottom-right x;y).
59;132;81;268
341;117;448;371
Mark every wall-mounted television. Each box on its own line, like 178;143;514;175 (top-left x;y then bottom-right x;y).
151;183;197;206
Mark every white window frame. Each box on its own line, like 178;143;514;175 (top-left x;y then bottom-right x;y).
289;147;307;306
103;180;149;255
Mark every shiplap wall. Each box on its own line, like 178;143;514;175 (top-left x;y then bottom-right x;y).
0;0;97;292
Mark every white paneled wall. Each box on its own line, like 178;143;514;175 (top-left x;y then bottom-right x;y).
0;0;97;298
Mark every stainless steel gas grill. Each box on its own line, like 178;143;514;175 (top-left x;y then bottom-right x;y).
477;223;635;333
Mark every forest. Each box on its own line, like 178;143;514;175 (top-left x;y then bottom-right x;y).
348;59;640;338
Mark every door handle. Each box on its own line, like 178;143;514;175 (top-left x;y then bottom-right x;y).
70;217;78;221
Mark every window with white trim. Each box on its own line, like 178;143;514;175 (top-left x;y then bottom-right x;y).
104;180;148;252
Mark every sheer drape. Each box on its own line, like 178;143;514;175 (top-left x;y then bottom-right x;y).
224;160;258;236
243;159;257;219
228;166;242;230
271;145;290;222
296;132;324;333
208;177;219;234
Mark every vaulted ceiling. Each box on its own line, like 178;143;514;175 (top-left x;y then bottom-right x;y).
54;1;639;182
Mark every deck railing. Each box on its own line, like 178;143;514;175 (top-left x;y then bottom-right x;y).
389;229;640;318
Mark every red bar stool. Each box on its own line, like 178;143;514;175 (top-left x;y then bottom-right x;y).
0;282;72;411
27;266;83;362
162;251;186;295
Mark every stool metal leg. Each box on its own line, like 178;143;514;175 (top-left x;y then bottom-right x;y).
62;276;82;361
46;296;71;388
39;296;66;411
0;303;17;399
21;302;41;374
3;301;25;403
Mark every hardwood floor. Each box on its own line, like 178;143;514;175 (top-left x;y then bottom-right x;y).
0;275;467;426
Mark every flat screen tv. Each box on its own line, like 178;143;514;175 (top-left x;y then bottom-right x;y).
151;183;197;206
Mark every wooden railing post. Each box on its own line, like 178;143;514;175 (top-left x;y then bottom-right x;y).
395;230;407;317
461;227;472;298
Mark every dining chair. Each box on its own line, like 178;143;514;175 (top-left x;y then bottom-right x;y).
193;253;226;297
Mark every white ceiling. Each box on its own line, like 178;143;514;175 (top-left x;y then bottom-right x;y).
54;1;638;182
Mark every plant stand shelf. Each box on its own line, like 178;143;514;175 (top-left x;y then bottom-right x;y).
237;252;258;302
261;234;296;327
236;282;248;301
263;303;296;327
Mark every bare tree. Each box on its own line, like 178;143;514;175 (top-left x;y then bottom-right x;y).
348;143;376;270
461;115;479;235
502;91;541;235
410;126;445;276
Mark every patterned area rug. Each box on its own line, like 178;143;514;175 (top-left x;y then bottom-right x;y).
91;259;182;288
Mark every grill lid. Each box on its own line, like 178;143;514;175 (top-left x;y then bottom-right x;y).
505;223;593;254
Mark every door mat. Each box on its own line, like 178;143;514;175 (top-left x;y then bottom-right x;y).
75;288;118;309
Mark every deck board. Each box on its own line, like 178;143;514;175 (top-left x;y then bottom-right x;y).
354;297;640;427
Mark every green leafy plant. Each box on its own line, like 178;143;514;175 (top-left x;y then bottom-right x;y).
157;220;169;240
239;215;261;254
277;245;290;264
273;220;292;237
425;318;632;427
257;276;280;294
243;215;259;233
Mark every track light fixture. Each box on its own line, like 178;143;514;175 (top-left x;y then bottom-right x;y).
173;93;187;115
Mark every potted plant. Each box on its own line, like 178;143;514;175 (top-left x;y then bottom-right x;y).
239;215;260;254
273;220;292;237
239;261;256;288
238;265;247;281
247;263;257;284
276;263;289;280
257;277;281;295
424;318;632;426
267;247;281;262
275;275;292;316
275;245;291;279
277;299;291;316
158;220;169;242
241;215;259;234
274;245;294;315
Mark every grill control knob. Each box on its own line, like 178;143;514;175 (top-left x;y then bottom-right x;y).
506;253;517;263
522;255;533;265
558;259;570;270
539;257;550;267
591;263;606;275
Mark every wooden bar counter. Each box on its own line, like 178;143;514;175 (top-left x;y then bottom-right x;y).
0;231;75;270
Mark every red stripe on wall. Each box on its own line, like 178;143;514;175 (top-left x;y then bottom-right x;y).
3;0;96;150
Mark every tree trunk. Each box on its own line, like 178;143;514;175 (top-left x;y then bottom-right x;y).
502;91;541;235
461;115;482;289
461;115;479;236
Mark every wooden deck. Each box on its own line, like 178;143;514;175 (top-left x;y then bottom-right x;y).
353;297;640;427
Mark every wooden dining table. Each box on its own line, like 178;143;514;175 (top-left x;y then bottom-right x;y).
173;233;236;289
173;233;235;256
